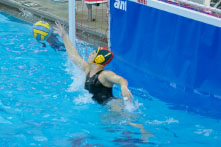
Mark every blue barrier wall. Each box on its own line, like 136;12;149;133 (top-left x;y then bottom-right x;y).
110;0;221;118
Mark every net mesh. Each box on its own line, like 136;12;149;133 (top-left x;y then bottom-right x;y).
76;0;109;49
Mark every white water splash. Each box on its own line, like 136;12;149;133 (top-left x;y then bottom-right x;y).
195;129;213;136
73;92;94;105
146;118;179;125
65;57;95;105
65;59;86;92
194;125;213;136
124;99;142;112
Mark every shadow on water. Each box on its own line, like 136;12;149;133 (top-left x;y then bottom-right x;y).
70;133;104;147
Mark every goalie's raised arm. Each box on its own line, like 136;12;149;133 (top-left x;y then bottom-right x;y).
53;22;89;72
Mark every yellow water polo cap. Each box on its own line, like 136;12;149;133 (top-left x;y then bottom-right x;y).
91;47;114;67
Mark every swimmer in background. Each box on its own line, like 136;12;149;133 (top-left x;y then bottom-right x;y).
54;22;153;142
39;31;66;52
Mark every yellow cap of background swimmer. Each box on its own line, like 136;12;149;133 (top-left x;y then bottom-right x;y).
91;47;114;67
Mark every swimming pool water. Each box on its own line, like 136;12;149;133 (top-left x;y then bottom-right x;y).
0;12;221;147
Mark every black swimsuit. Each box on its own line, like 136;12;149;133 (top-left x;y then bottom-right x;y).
85;70;113;104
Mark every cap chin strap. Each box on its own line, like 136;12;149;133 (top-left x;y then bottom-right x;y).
91;62;105;67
